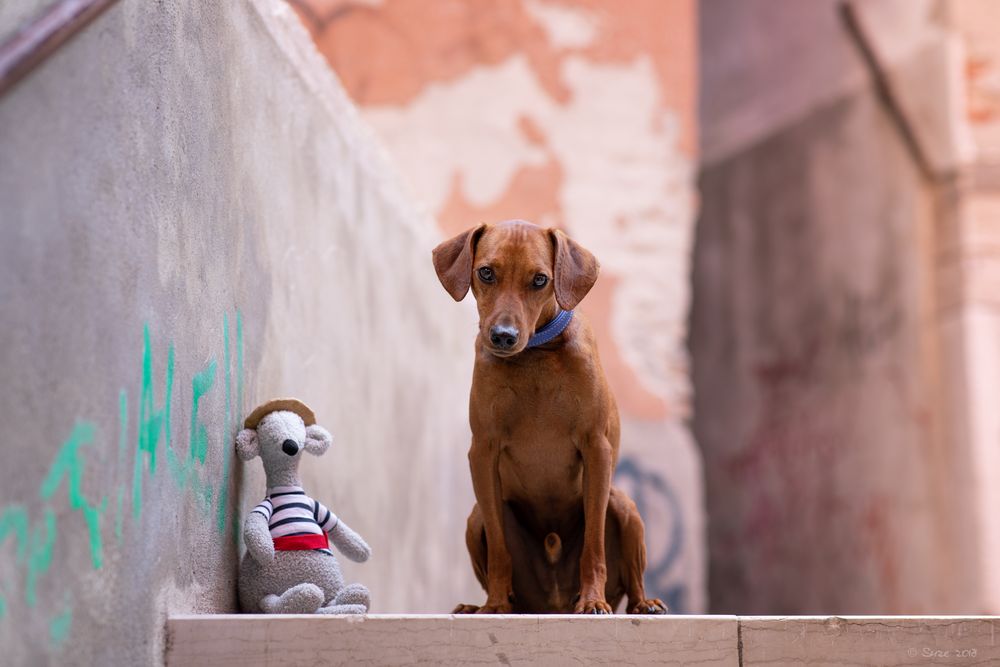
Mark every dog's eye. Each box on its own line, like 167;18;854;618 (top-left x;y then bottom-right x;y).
532;274;549;288
478;267;495;283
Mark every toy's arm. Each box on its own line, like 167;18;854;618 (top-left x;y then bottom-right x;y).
329;520;371;563
244;511;274;565
315;499;370;563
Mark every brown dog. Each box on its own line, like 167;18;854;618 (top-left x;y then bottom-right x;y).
432;220;666;615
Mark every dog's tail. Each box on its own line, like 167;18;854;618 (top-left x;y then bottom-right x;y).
544;532;562;565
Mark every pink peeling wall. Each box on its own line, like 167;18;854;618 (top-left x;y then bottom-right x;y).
294;0;706;612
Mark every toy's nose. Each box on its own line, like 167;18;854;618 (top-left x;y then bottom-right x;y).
281;439;299;456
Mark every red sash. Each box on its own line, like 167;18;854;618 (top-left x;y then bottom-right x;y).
273;533;329;551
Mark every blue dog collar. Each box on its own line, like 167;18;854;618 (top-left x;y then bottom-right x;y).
526;309;574;348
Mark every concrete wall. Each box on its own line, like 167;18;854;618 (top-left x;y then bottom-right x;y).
294;0;707;613
692;0;982;614
0;0;477;663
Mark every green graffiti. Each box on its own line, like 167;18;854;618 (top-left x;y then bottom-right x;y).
190;361;217;465
25;510;55;607
0;310;249;634
0;505;29;563
216;313;232;534
166;359;217;509
116;391;127;542
49;604;72;647
40;422;106;569
133;325;174;517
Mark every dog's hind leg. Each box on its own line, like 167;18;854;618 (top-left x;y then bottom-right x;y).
452;504;488;613
608;487;668;614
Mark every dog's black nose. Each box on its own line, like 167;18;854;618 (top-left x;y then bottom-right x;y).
281;439;299;456
489;325;519;351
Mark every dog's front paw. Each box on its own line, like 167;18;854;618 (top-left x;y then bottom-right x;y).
475;600;513;614
575;598;613;614
452;603;480;614
629;598;668;615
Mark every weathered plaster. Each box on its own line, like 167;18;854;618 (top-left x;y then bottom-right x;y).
297;0;704;612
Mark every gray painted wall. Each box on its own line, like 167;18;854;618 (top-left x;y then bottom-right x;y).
0;1;478;664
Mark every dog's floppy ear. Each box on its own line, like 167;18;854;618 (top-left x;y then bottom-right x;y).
432;224;487;301
304;424;333;456
550;229;599;310
235;428;260;461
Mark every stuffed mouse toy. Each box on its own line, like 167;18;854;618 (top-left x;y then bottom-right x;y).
236;398;371;614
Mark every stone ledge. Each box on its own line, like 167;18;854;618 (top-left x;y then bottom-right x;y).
741;616;1000;666
166;614;1000;666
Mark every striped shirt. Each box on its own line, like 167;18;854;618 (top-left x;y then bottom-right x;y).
251;485;338;555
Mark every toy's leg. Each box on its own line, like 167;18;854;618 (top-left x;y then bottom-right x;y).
333;583;370;610
259;583;324;614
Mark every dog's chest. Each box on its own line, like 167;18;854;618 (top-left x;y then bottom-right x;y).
488;374;581;432
472;350;599;440
473;354;601;503
481;379;590;487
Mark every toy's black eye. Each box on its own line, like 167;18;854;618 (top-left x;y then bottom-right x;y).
532;274;549;288
478;267;495;283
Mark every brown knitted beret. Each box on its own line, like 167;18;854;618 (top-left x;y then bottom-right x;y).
243;398;316;429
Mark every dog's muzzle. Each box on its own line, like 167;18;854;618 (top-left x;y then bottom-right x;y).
489;324;520;351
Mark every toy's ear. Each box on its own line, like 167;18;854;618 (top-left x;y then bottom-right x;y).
304;425;332;456
432;224;487;301
549;228;599;310
235;429;260;461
